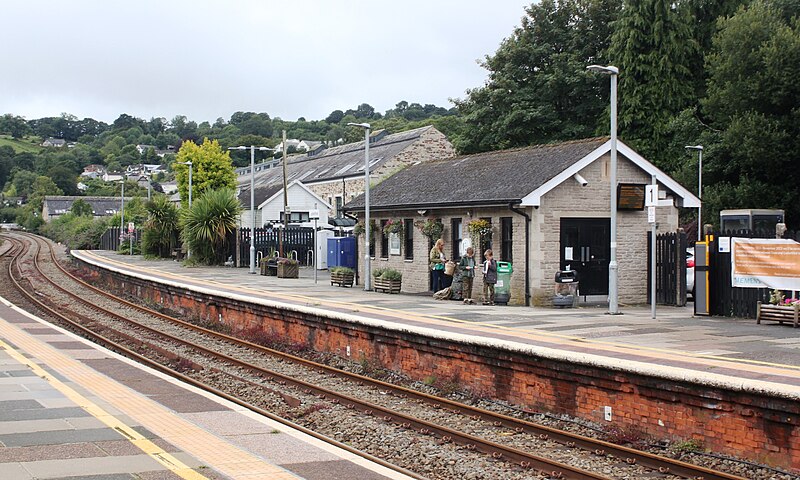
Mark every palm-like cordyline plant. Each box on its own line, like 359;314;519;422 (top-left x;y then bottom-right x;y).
181;188;241;265
142;195;179;258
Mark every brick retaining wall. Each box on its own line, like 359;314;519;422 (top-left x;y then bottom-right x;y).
75;259;800;472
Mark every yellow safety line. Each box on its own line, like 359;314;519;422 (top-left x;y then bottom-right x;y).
82;251;800;376
0;337;208;480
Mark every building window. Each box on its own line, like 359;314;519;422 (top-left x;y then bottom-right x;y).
380;219;389;258
335;196;343;218
451;218;463;261
289;211;310;223
501;217;513;263
404;219;414;260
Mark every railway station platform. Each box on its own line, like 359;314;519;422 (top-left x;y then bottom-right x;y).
0;295;412;480
73;250;800;390
66;250;800;471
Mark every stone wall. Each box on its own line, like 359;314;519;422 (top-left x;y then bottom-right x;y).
356;207;528;305
532;153;679;304
73;259;800;472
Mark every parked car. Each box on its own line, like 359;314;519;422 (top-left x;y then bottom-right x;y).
686;247;695;299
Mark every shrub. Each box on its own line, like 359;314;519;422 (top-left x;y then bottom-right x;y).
330;266;354;275
142;195;179;258
372;267;385;278
380;268;402;281
181;188;241;265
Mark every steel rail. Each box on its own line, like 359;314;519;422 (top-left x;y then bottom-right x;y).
16;234;613;480
15;233;747;480
4;234;428;480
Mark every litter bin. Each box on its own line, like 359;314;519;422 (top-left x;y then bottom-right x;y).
553;270;579;307
494;261;513;304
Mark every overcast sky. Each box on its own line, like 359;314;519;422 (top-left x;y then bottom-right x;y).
2;1;529;124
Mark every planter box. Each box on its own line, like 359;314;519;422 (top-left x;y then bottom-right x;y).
374;278;401;294
330;272;354;287
757;302;799;328
277;262;298;278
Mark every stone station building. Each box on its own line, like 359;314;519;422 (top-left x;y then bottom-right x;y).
344;137;700;306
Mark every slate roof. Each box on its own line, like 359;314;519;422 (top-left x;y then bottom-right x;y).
43;196;127;216
344;137;607;211
238;126;435;207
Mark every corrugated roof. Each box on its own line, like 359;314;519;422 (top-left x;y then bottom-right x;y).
344;137;607;210
43;196;128;215
238;126;435;207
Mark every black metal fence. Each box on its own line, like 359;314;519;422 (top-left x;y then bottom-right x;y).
239;226;315;268
100;226;141;251
707;229;798;318
647;231;687;306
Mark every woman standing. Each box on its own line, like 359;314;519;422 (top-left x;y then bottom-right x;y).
429;238;447;293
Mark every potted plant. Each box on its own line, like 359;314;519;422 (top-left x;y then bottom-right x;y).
382;219;404;239
467;218;492;249
374;268;402;294
330;266;355;287
353;219;378;236
415;218;444;242
277;257;299;278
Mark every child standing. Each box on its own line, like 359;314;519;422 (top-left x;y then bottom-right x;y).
458;247;476;304
482;249;497;305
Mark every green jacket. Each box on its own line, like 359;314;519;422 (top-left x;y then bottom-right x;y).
459;255;476;278
429;246;445;270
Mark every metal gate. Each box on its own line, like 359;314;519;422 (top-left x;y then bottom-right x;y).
647;231;687;306
239;226;315;268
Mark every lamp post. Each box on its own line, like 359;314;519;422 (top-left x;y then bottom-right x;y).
685;145;703;241
229;145;276;274
587;64;620;315
347;122;371;291
177;160;193;258
119;180;125;250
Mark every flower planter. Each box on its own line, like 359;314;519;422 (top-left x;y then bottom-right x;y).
330;271;354;287
277;261;298;278
373;278;402;294
757;302;799;328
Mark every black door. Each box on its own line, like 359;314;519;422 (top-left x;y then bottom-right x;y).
560;218;610;296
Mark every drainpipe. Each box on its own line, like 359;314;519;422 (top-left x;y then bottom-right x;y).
509;203;531;306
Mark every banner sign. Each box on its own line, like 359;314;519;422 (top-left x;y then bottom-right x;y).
731;238;800;290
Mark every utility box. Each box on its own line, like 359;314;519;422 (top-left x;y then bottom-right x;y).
327;236;356;269
494;261;513;304
554;270;579;308
315;230;332;270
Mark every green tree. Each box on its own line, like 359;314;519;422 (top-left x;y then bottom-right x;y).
0;114;32;139
699;0;800;226
70;198;93;216
173;138;236;207
454;0;621;153
608;0;698;161
142;195;179;258
181;188;241;265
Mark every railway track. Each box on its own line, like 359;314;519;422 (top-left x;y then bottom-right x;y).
0;232;754;480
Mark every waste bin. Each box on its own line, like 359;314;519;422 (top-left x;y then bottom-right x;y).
553;270;579;307
494;261;513;304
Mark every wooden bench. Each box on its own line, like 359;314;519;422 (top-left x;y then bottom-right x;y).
171;248;186;261
757;301;799;328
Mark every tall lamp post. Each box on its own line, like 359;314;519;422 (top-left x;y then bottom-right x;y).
229;145;276;274
587;64;620;315
347;122;372;291
119;180;125;249
685;145;703;241
177;160;193;258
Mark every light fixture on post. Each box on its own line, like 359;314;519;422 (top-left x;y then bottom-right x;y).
347;122;372;291
587;64;620;315
229;145;276;274
685;145;703;241
176;160;193;258
118;179;125;250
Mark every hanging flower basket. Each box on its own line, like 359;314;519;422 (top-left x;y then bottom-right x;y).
415;218;444;241
383;218;404;239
